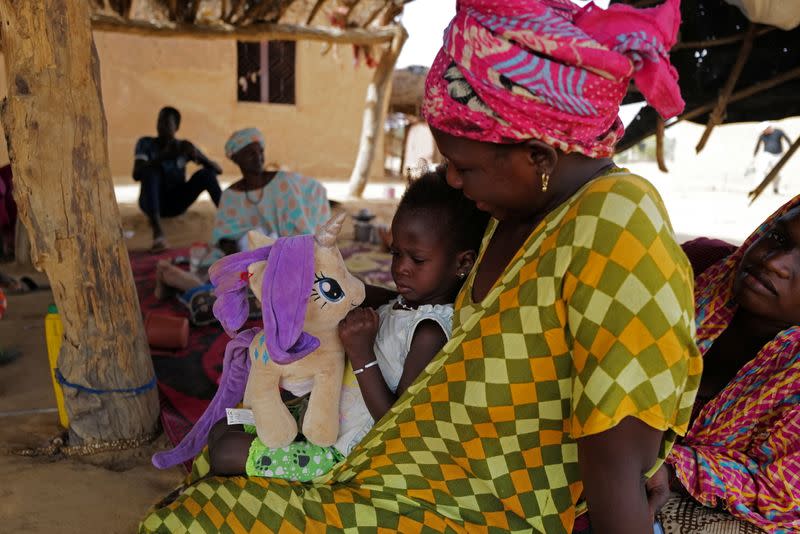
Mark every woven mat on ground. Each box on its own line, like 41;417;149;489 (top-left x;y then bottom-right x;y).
131;240;393;452
658;496;766;534
131;247;244;451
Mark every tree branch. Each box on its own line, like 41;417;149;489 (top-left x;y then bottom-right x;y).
91;14;398;45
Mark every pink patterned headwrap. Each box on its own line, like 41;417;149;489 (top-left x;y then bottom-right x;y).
423;0;685;157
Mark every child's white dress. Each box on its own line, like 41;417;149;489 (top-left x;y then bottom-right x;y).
335;298;454;456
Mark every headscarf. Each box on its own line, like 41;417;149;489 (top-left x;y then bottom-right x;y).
692;196;800;353
667;195;800;532
423;0;685;157
224;127;265;159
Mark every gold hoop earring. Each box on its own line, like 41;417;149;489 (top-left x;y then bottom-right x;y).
541;172;550;192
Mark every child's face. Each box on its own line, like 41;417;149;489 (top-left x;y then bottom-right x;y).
389;209;460;306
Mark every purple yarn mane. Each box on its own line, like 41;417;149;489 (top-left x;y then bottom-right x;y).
209;245;271;337
152;234;320;469
210;234;320;364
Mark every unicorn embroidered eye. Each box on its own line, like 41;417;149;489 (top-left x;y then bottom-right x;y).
312;273;344;306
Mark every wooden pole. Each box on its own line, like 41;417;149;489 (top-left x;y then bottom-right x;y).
306;0;328;25
655;116;668;173
347;26;407;198
678;66;800;126
695;23;757;153
674;27;774;50
398;118;414;178
0;0;159;448
748;136;800;203
91;14;398;45
616;65;800;152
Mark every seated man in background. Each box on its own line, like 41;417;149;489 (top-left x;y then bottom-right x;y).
134;106;223;252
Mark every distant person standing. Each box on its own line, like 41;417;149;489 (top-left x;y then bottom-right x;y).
753;122;792;194
134;106;223;252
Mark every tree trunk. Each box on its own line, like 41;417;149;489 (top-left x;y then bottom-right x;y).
14;218;31;267
347;28;407;198
0;0;159;448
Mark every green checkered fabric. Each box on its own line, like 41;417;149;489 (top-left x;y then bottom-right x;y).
140;172;701;533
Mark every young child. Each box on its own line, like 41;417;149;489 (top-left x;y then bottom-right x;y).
207;167;489;481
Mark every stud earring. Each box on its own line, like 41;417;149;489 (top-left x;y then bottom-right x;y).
541;172;550;192
457;272;466;279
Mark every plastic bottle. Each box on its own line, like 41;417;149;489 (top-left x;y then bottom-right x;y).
44;304;69;428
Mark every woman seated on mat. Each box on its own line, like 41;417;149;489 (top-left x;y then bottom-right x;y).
648;196;800;533
154;127;331;322
141;1;701;532
212;127;331;254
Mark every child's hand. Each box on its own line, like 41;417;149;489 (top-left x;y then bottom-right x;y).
338;308;379;367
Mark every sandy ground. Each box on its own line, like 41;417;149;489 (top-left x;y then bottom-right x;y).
0;277;185;533
0;163;796;533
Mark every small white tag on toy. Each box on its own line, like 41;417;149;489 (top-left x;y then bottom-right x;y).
226;408;256;426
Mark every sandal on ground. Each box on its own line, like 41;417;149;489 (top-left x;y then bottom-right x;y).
0;348;22;365
0;272;44;294
19;277;41;291
188;291;217;326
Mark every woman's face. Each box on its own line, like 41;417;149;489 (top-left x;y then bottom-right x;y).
231;142;265;176
431;129;544;221
734;206;800;328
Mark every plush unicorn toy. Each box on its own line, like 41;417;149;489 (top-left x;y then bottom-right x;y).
153;213;365;469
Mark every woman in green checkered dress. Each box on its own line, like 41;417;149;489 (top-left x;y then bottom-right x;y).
141;1;701;532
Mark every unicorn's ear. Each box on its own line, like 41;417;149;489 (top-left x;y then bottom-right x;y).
247;260;268;300
248;230;276;251
315;212;346;248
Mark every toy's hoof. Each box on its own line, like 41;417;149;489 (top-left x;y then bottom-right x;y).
257;423;298;449
259;434;296;449
303;426;337;448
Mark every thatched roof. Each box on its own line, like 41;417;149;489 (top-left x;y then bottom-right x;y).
92;0;406;28
389;65;427;116
90;0;411;43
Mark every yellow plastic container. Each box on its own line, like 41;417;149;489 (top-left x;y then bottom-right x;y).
45;305;69;428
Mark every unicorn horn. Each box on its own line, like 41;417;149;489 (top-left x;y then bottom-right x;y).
315;212;347;248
